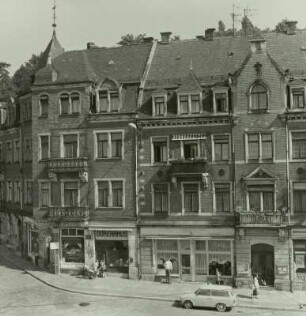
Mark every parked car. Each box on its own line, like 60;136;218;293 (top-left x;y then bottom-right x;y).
179;284;237;312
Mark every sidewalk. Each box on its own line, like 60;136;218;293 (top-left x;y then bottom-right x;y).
1;245;305;312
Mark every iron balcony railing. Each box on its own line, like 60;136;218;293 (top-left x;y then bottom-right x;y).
46;157;88;173
236;212;289;227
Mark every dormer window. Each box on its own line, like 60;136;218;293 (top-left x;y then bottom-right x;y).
39;95;49;117
59;92;80;115
97;89;121;113
248;82;269;112
291;88;305;110
178;93;201;114
212;89;229;114
153;95;167;116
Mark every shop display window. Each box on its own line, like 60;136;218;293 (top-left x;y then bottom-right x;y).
61;228;84;263
294;240;306;273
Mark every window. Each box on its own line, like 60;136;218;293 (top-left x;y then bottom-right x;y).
14;139;20;162
291;132;306;159
153;96;166;116
181;139;205;160
95;131;123;159
6;141;12;163
293;241;306;273
40;181;51;207
292;89;305;109
215;93;227;113
14;180;21;203
59;92;80;115
208;240;232;276
61;228;84;263
0;181;4;207
183;183;199;213
156;240;179;274
97;89;121;113
214;183;230;213
178;93;202;114
24;139;32;162
0;142;2;163
153;183;169;213
6;181;13;202
213;135;229;161
250;84;268;111
247;133;273;161
40;95;49;117
96;180;124;208
62;181;79;206
39;135;50;160
24;180;33;204
293;182;306;214
195;241;207;275
152;137;168;163
23;101;32;121
248;185;274;212
62;134;78;158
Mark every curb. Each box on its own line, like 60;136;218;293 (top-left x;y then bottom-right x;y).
1;253;304;312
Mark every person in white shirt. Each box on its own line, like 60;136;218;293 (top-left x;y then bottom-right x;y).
164;259;173;284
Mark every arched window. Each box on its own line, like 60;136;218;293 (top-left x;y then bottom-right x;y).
40;95;49;117
250;84;268;111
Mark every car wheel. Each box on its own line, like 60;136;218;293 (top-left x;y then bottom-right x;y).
183;300;193;309
216;303;227;312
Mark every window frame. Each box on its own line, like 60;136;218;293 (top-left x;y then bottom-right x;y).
179;139;206;160
60;132;80;159
59;91;81;115
246;184;276;212
60;180;80;207
291;181;306;215
245;132;274;162
152;94;167;117
6;140;13;163
6;180;13;202
211;134;231;162
96;88;121;113
39;94;49;117
177;92;202;115
38;133;51;161
181;181;201;215
213;182;232;214
93;130;124;160
151;136;169;165
289;86;306;110
290;130;306;161
247;82;270;113
14;139;20;163
14;180;21;204
94;178;125;209
152;182;170;214
24;180;33;205
38;180;51;207
212;88;229;114
24;138;32;162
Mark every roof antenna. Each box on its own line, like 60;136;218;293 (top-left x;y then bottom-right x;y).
52;0;57;32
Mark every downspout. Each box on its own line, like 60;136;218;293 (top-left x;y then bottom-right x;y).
20;118;24;255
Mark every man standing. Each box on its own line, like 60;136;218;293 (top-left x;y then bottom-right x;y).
164;259;173;284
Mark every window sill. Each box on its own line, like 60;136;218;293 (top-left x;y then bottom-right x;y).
95;207;124;210
59;113;80;117
248;109;270;114
95;157;122;161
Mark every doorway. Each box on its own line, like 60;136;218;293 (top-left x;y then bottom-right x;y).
251;243;274;286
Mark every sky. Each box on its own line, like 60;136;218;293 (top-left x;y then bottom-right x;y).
1;0;306;75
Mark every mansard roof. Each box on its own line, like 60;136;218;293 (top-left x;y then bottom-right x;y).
34;43;153;85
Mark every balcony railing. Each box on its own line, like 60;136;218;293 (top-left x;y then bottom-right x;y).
236;212;289;227
46;157;88;173
48;207;89;219
169;157;207;174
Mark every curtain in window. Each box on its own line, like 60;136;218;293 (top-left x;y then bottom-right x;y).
99;91;108;112
261;134;272;159
98;181;108;207
154;97;165;115
97;133;108;158
263;192;274;211
71;93;80;113
292;132;306;159
60;94;70;114
154;184;168;212
112;181;123;207
156;240;179;273
293;183;306;213
41;182;49;206
191;94;200;113
110;91;120;112
184;183;199;213
64;182;78;206
179;95;188;114
248;134;259;159
111;133;122;158
64;135;78;158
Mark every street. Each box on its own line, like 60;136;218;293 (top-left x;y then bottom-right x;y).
0;256;304;316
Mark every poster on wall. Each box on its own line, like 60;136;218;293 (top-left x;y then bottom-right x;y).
276;265;288;275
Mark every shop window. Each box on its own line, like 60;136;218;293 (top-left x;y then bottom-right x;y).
195;241;207;275
213;135;229;161
62;134;78;158
246;133;273;161
294;241;306;273
214;183;230;213
153;183;169;213
156;240;179;274
293;182;306;214
208;240;232;276
62;181;79;207
249;84;268;111
61;228;84;263
152;137;168;164
153;96;167;116
291;132;306;159
183;183;199;214
95;131;123;159
40;181;51;207
292;88;305;109
96;180;124;208
39;135;50;160
248;185;274;212
39;95;49;117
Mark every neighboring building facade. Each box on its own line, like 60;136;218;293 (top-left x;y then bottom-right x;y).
0;23;305;289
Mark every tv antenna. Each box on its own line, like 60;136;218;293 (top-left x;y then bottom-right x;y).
230;4;241;36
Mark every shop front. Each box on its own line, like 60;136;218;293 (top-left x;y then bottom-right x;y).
140;226;234;284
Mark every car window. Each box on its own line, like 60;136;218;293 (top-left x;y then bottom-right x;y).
197;289;211;296
211;290;230;297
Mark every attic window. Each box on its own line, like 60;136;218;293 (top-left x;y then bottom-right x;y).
212;88;229;114
153;95;167;116
177;93;202;114
97;89;121;113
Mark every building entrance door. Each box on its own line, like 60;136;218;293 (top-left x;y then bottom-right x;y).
180;240;191;281
251;243;274;286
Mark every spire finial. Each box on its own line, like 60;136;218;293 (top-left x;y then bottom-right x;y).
52;0;57;30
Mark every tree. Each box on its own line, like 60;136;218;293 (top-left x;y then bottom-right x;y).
0;62;15;100
241;15;254;36
117;34;146;46
218;20;226;33
274;19;296;33
12;53;43;96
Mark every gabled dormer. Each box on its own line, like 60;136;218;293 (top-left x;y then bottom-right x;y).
176;70;202;114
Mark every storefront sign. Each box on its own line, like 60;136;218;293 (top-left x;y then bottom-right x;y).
276;265;288;275
291;228;306;239
95;230;128;239
50;242;59;250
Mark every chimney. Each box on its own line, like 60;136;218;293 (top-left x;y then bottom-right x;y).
205;28;215;41
160;32;172;44
87;42;98;50
143;36;154;44
196;35;205;40
285;21;297;35
249;38;267;54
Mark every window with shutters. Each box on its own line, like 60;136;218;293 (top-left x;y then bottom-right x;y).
213;135;230;161
291;132;306;160
152;137;168;164
214;183;231;213
95;131;123;159
153;183;169;213
62;134;78;158
182;182;200;214
247;184;275;212
246;132;273;161
293;182;306;214
95;179;124;208
62;181;79;207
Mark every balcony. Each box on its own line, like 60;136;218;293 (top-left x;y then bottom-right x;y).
46;157;88;173
47;207;89;220
169;158;207;174
236;212;289;227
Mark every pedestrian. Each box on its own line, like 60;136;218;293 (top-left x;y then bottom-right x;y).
100;260;107;278
252;273;260;298
216;268;222;285
164;259;173;284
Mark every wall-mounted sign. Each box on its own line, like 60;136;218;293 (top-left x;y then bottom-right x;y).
276;265;288;275
95;230;128;239
50;242;59;250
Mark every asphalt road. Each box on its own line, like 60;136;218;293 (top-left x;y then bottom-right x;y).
0;255;303;316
